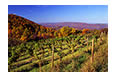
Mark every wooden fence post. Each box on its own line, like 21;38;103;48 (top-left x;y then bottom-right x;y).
71;45;75;69
91;39;94;63
87;37;88;49
51;44;54;71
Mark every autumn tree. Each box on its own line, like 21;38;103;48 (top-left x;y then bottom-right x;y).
82;29;89;34
59;26;76;37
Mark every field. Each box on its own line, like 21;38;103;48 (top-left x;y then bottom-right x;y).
8;33;108;72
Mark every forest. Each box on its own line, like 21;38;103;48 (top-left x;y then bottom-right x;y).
8;14;108;72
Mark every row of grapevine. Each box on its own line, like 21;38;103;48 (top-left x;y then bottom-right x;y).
8;33;107;72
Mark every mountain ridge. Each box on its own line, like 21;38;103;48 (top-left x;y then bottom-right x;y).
8;14;55;43
40;22;108;30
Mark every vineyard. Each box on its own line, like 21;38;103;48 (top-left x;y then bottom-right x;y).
8;14;108;72
8;33;108;72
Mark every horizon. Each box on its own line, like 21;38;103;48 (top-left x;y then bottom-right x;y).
8;5;108;24
38;21;108;25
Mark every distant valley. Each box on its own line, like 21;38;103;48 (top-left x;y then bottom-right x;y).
40;22;108;30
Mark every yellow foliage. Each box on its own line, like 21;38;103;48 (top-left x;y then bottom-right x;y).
58;33;61;37
20;36;27;41
71;28;76;34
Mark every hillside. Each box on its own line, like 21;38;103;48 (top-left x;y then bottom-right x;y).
8;14;108;72
40;22;108;30
8;14;108;47
8;14;55;46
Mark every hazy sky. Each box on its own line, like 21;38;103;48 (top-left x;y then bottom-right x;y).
8;5;108;24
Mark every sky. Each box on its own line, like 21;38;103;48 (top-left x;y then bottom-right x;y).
8;5;108;24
